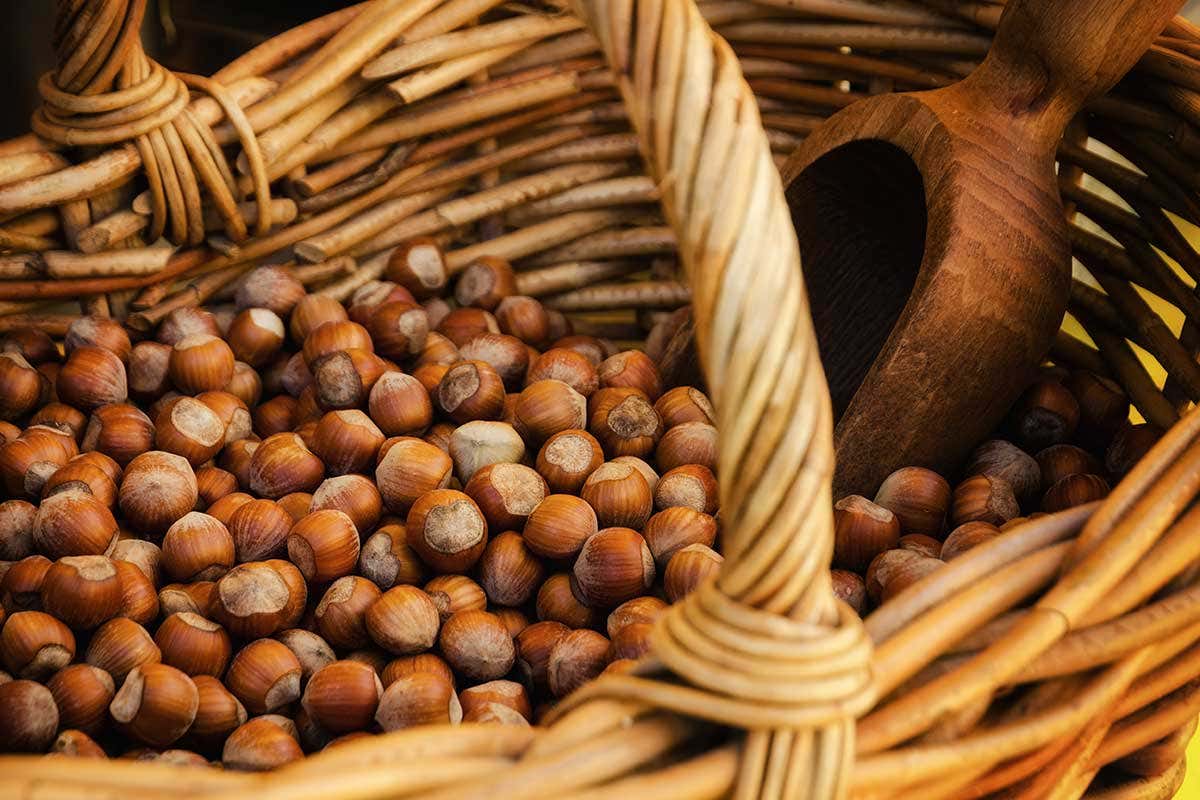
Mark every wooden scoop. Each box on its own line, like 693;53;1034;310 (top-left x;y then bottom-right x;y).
780;0;1182;499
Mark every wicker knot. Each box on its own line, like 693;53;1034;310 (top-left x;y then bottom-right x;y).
33;0;271;246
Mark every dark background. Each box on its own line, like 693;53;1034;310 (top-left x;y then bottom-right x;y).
0;1;349;139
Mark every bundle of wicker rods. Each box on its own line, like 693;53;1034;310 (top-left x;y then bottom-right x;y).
2;0;1200;797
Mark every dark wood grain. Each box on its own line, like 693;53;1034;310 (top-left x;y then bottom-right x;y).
781;0;1182;499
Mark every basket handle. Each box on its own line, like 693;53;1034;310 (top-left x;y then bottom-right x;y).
968;0;1181;133
560;0;874;793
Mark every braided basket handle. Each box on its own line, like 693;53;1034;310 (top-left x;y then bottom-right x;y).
559;1;874;794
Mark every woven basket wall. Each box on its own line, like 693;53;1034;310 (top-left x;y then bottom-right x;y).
3;1;1200;798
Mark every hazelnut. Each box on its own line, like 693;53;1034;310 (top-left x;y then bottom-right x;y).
663;544;723;602
940;521;1001;561
374;670;461;731
547;629;610;698
573;528;655;608
1;555;51;611
210;562;295;639
300;660;383;735
275;628;336;684
535;430;604;494
0;353;43;421
654;386;714;428
514;380;587;444
653;464;718;513
0;500;37;560
51;729;107;758
874;466;950;537
109;663;198;747
423;575;487;622
2;610;75;679
365;585;440;655
85;617;160;683
196;390;252;444
607;596;667;638
495;296;550;345
459;333;529;390
153;396;226;466
30;403;88;442
157;582;216;618
831;569;868;615
436;360;505;423
195;466;239;508
581;461;653;529
359;524;425;590
227;498;293;562
1036;444;1102;489
1106;423;1163;478
0;680;59;751
301;320;373;367
118;451;198;536
516;621;569;689
655;421;717;473
1;326;59;365
494;608;529;639
158;308;221;347
1065;371;1129;448
168;335;235;395
412;363;450;395
311;348;388;410
610;622;653;660
253;395;298;437
447;421;525;485
236;266;306;315
34;491;119;558
41;461;117;509
190;675;247;744
57;347;127;411
898;533;943;559
405;489;488;574
82;404;154;466
290;295;349;344
535;573;600;629
965;440;1041;504
225;638;303;714
417;331;460;367
311;410;384;475
221;439;260;488
225;361;264;407
465;463;547;533
1009;380;1080;451
315;576;382;650
222;717;303;771
423;422;455;454
1042;473;1110;512
523;496;597;563
951;475;1020;527
311;474;382;534
460;680;530;721
529;349;598;396
0;431;73;498
207;492;253;527
247;432;324;498
368;371;433;437
865;549;943;604
113;560;158;626
598;350;661;400
381;653;454;689
478;532;545;607
588;388;662;459
455;256;516;310
437;308;500;348
611;455;659;493
386;238;448;299
375;438;452;514
439;610;515;682
227;309;286;368
832;495;900;573
287;509;361;583
40;555;122;630
642;506;718;568
47;664;114;736
367;301;429;362
154;612;232;677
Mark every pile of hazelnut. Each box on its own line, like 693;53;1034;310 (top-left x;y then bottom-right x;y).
830;369;1161;615
0;242;722;769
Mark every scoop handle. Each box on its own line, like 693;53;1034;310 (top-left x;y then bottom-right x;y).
973;0;1181;125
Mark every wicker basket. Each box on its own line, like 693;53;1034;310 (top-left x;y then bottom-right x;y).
3;0;1200;798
